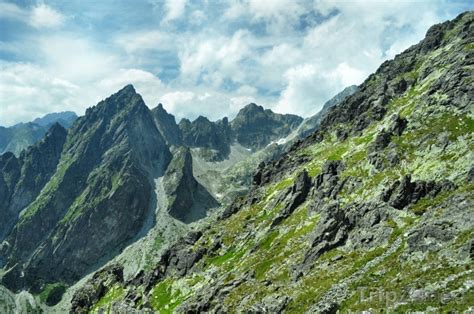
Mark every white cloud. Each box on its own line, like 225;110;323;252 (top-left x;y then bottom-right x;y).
163;0;187;22
115;30;173;53
0;2;27;21
271;0;452;117
98;68;164;107
224;0;305;33
0;2;65;29
0;62;79;126
1;0;467;126
38;35;118;83
29;3;65;28
159;89;260;122
178;29;252;87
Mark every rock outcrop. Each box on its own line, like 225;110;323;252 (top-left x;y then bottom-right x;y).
381;175;456;210
163;147;219;223
151;103;182;146
179;116;232;161
0;123;67;240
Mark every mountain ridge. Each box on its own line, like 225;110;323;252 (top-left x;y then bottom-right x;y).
67;11;473;313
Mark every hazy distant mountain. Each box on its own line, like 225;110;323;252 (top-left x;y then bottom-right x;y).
0;111;77;156
32;111;77;128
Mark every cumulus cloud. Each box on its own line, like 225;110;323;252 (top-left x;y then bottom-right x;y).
178;29;253;87
0;62;79;126
271;0;451;116
0;2;65;29
0;0;470;126
115;30;173;53
30;3;65;28
159;89;259;122
163;0;187;22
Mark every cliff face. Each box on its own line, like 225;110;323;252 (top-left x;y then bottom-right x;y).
231;103;303;150
163;147;219;223
0;112;77;156
0;85;172;292
0;123;67;240
179;116;233;161
151;104;183;146
74;12;473;313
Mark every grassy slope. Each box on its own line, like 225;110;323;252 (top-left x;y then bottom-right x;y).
90;15;474;313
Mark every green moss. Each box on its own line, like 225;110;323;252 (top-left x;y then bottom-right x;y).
90;285;124;313
409;189;452;215
465;43;474;51
207;249;238;266
307;164;321;177
150;279;185;313
39;283;66;306
273;177;294;192
452;229;474;248
254;259;274;280
259;230;279;251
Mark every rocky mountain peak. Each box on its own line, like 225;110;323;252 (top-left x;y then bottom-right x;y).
238;103;264;115
32;112;77;128
151;103;182;146
85;84;143;119
231;103;303;150
45;122;67;138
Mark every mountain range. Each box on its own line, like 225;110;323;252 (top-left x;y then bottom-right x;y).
0;111;77;156
0;11;472;313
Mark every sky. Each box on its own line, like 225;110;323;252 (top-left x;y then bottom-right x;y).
0;0;472;126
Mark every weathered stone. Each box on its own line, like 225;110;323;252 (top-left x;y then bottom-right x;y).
271;170;311;227
388;114;408;136
382;175;456;210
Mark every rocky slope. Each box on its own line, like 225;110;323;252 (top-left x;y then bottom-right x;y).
0;123;67;240
0;111;77;156
72;11;473;313
0;86;312;311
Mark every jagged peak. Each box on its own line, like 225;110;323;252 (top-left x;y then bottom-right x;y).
152;103;165;112
194;115;212;124
117;84;136;95
152;103;176;120
238;103;265;115
46;122;67;136
85;84;145;119
178;118;192;126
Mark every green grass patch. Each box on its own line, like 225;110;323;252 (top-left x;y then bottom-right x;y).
39;283;66;306
150;279;185;314
90;285;124;313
